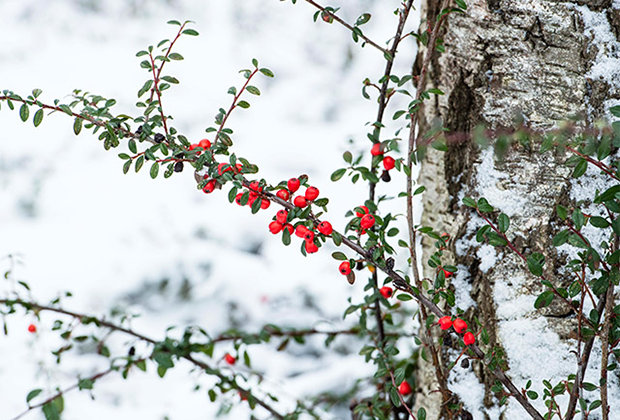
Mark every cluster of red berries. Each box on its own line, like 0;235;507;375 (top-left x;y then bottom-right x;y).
189;138;212;153
354;205;376;234
438;316;475;346
370;143;396;171
235;180;271;209
268;178;332;254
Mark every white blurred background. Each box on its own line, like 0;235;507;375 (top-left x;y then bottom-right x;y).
0;1;421;419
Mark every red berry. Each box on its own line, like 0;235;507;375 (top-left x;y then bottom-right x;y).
235;193;244;206
189;143;200;151
370;143;384;156
269;221;283;234
317;221;333;235
224;353;236;365
339;261;351;275
276;210;288;224
294;196;308;208
453;318;468;334
303;230;315;242
203;180;216;194
398;381;412;395
322;12;331;22
249;181;262;193
28;324;37;333
305;186;319;201
442;268;452;278
199;139;211;149
248;195;257;206
382;156;395;170
234;163;243;173
283;224;294;235
295;224;309;238
463;332;476;346
438;316;453;330
355;206;369;217
276;189;290;201
218;163;232;176
360;214;375;230
379;287;393;298
287;178;301;193
305;241;318;254
260;199;270;209
239;391;247;401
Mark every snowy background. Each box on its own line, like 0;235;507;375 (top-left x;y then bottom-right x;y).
0;1;421;419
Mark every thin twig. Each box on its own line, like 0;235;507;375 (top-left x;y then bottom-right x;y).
9;367;115;420
301;0;388;54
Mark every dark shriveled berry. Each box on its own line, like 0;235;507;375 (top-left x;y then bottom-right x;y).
174;161;184;172
381;170;391;183
461;358;470;369
154;133;165;143
135;125;143;135
356;261;364;270
386;257;395;270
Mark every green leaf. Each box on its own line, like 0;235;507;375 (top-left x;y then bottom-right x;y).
135;155;144;172
418;407;427;420
498;213;510;233
556;205;568;220
78;378;94;390
527;253;545;277
389;388;401;407
19;104;29;122
150;162;159;179
462;197;477;208
123;160;132;174
572;208;585;230
572;159;588;178
610;105;620;118
332;252;347;261
282;228;291;245
595;185;620;203
33;109;44;127
259;68;274;77
73;118;82;135
246;86;261;96
168;52;184;61
414;186;426;195
331;231;342;246
590;216;609;228
455;0;467;9
534;291;554;309
26;389;43;403
552;230;569;246
477;197;494;212
42;401;60;420
167;20;181;26
237;101;250;109
356;13;371;25
182;29;199;36
331;168;346;182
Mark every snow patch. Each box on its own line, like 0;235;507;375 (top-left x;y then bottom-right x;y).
452;265;475;312
576;5;620;90
475;147;527;217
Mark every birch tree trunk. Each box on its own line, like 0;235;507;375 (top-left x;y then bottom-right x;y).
415;1;620;419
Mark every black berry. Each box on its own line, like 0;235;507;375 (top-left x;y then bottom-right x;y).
174;161;184;172
154;133;165;143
